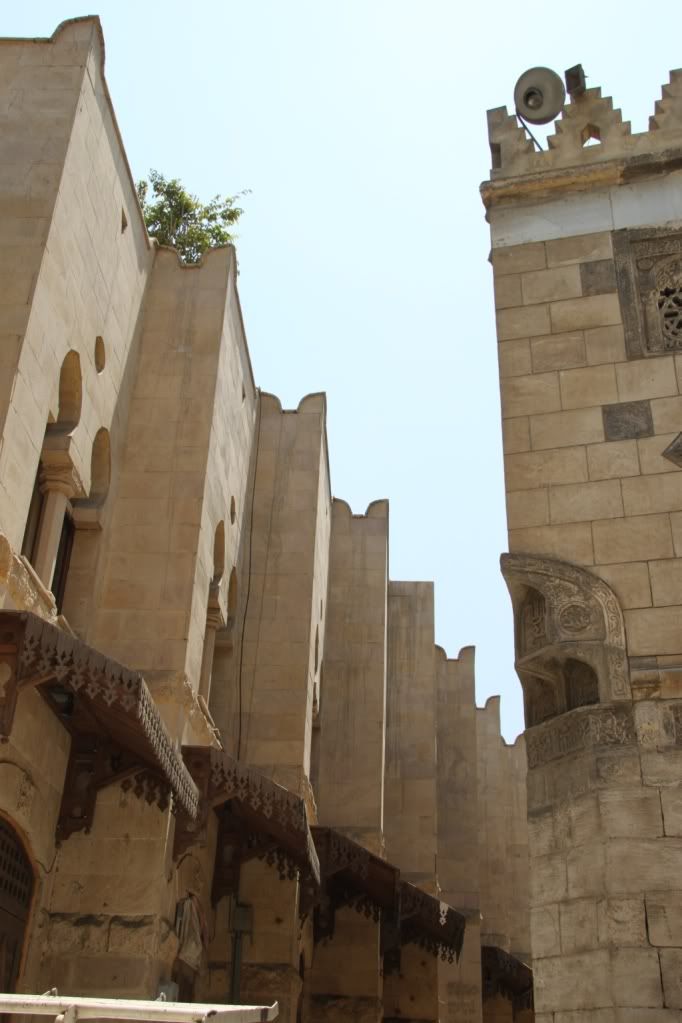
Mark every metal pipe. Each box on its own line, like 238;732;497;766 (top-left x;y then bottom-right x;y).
0;993;277;1023
230;929;243;1005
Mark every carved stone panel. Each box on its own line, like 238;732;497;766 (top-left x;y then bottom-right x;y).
525;704;636;769
519;589;547;657
502;554;631;711
613;227;682;358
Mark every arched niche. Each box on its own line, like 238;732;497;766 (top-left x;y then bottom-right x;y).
213;522;225;584
524;673;559;727
89;428;110;504
502;553;630;714
56;350;82;429
227;567;238;624
564;658;599;712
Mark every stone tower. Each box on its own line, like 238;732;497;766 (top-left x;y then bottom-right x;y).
484;72;682;1018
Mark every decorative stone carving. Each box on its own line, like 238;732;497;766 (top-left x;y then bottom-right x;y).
520;589;547;656
502;554;630;728
525;704;636;769
558;603;598;634
613;227;682;358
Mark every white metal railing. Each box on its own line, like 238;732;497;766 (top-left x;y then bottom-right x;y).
0;993;278;1023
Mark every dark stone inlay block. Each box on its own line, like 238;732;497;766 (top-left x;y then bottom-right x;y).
603;400;653;440
580;258;617;296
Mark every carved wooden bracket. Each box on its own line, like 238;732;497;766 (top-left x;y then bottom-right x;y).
482;945;534;1012
176;747;321;910
0;611;199;841
57;735;146;840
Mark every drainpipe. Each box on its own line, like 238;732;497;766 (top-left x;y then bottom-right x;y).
229;897;253;1004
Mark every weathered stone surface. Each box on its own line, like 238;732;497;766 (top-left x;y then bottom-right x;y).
580;259;617;297
602;400;654;441
646;893;682;946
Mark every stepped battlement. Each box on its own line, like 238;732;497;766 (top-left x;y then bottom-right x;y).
483;70;682;207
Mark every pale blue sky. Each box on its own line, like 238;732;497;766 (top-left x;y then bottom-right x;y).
7;3;680;738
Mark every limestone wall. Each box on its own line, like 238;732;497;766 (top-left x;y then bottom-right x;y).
308;498;388;1023
385;581;438;889
436;647;483;1023
225;392;331;795
486;73;682;1019
315;498;388;851
0;18;152;550
476;699;529;962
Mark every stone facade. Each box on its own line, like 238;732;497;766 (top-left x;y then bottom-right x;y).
485;68;682;1020
0;17;530;1023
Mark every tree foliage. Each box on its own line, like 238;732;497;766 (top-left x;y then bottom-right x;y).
136;169;247;263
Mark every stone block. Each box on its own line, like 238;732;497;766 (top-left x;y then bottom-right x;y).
641;749;682;787
549;479;623;524
531;853;568;905
597;897;647;947
500;371;560;417
607;838;682;894
652;396;682;434
532;331;587;372
546;232;613;267
560;364;618;410
672;513;682;557
625;607;682;655
615;1010;682;1022
646;892;682;945
594;562;652;609
509;522;594;565
493;240;546;275
587;440;640;480
498;339;532;377
555;1013;617;1023
533;949;612;1011
603;400;654;441
550;294;621;333
660;949;682;1009
598;787;663;838
567;841;606;898
622;474;682;516
559;898;598;953
615;357;678;402
530;408;604;450
494;273;522;309
650;560;682;607
585;324;627;366
638;434;680;475
502;416;530;453
507;488;549;529
593;514;673;564
522;265;582;305
532;903;561;957
661;788;682;837
612;948;663;1008
497;303;552;341
580;259;617;296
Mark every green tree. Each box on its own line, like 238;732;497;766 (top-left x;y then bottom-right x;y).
136;170;247;263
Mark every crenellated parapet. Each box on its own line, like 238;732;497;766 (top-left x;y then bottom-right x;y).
483;69;682;206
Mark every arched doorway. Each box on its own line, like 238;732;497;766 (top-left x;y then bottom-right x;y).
0;819;34;991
